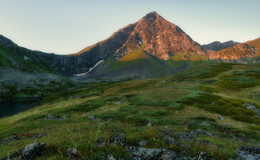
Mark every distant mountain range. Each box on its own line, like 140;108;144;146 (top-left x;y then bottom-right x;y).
0;11;259;86
202;41;239;51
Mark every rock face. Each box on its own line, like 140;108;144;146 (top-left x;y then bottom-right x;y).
112;11;206;60
1;141;46;160
127;146;178;160
202;41;239;51
210;43;256;62
236;146;260;160
75;12;208;61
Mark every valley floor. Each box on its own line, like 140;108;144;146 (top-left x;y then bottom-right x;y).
0;62;259;159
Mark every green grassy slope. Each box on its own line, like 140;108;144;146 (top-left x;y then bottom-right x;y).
85;46;187;80
0;62;259;159
0;47;58;74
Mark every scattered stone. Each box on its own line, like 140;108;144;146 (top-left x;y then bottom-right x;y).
88;115;96;120
197;151;212;160
45;114;68;120
107;135;126;146
1;141;46;160
164;136;178;146
219;115;224;120
147;118;151;127
101;118;113;124
224;123;231;126
65;148;79;160
0;136;22;144
199;139;212;145
82;112;90;116
244;103;260;117
28;133;47;139
74;95;85;99
105;154;116;160
115;101;123;105
127;146;177;160
11;136;21;140
236;146;260;160
95;137;106;147
156;149;178;160
9;142;19;146
127;146;161;159
176;130;215;139
138;140;148;147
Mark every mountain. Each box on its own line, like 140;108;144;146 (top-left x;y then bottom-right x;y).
0;12;260;88
76;12;207;60
73;45;188;81
0;35;71;99
202;40;239;51
246;37;260;56
70;12;207;80
209;38;260;63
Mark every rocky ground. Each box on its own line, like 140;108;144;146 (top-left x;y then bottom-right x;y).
0;67;69;99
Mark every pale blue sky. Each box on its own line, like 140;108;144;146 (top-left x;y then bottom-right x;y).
0;0;259;54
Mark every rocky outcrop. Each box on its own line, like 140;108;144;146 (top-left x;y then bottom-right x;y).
0;141;46;160
236;146;260;160
127;146;178;160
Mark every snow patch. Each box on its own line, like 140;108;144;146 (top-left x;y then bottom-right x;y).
74;60;104;76
23;56;31;61
114;49;120;54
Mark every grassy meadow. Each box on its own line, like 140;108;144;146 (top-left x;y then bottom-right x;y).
0;61;259;159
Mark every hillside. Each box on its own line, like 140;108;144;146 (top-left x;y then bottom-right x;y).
0;62;259;159
202;41;239;51
73;45;188;81
0;35;72;99
0;12;260;98
209;38;260;63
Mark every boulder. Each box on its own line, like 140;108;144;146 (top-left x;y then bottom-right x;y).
95;137;106;147
65;148;79;160
1;141;46;160
127;146;178;160
138;140;148;147
236;146;260;160
105;154;116;160
107;135;126;146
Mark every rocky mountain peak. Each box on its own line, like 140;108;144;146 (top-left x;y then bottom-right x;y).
142;11;161;21
112;12;206;60
74;12;207;61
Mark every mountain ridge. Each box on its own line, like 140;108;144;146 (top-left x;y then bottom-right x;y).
0;12;259;80
202;40;239;51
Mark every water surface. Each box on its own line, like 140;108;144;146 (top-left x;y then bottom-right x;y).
0;98;41;118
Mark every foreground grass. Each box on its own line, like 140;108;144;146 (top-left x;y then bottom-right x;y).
0;62;259;159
